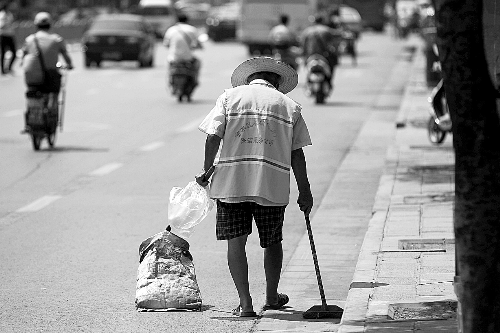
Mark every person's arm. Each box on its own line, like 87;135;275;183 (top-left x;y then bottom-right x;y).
57;38;73;69
291;148;313;216
163;28;171;48
60;48;73;69
195;134;221;186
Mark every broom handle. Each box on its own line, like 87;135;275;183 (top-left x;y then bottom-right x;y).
305;213;328;310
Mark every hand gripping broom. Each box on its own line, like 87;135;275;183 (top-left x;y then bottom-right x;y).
302;213;344;319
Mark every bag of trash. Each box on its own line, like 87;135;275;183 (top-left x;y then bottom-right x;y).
135;227;202;311
168;181;214;239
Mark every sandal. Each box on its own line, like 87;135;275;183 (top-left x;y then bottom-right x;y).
264;293;289;310
232;305;257;317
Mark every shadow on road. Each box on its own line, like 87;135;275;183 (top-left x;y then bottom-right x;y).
37;146;110;153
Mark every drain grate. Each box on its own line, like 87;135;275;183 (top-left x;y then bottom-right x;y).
388;301;457;321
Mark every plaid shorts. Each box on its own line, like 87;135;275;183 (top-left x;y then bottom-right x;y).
216;200;286;248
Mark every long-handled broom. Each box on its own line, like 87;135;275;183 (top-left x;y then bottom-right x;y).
302;213;344;319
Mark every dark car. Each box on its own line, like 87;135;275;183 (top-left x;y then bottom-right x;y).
205;1;240;42
82;14;156;68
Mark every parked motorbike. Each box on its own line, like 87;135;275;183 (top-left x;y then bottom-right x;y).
426;43;451;145
427;79;451;145
304;55;332;104
21;65;68;151
168;59;199;103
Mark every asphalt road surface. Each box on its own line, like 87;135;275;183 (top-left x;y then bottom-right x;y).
0;30;413;332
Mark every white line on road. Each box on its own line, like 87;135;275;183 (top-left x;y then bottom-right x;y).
90;162;123;176
140;141;165;151
176;117;204;133
16;195;62;213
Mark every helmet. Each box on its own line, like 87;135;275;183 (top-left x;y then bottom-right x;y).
34;12;52;27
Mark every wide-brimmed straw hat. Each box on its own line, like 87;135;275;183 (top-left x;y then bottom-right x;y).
231;57;298;94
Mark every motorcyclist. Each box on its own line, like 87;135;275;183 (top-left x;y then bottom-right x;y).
163;13;202;89
268;14;299;70
300;14;342;90
20;12;73;130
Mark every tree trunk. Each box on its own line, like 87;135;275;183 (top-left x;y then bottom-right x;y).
433;0;500;332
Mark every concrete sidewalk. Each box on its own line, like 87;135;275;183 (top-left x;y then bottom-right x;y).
338;39;457;333
254;37;458;333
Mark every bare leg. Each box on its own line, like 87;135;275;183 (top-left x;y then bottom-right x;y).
264;241;283;305
227;235;254;312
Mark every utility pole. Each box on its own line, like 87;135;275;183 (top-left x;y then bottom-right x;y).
433;0;500;332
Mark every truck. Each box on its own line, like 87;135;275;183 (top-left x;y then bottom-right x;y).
343;0;387;32
238;0;317;55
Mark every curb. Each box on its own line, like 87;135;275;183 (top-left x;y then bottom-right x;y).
338;40;427;333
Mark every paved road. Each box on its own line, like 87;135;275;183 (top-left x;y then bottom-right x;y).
0;31;412;332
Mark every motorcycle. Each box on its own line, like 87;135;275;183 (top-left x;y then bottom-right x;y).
304;54;332;104
168;59;199;103
22;65;68;151
427;79;451;145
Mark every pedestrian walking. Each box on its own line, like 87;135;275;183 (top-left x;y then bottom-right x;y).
195;57;314;317
0;2;17;74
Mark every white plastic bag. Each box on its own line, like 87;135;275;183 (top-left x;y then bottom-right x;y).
168;181;214;239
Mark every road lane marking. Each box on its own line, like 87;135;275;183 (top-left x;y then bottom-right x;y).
176;117;204;133
16;195;62;213
90;162;123;176
140;141;165;151
3;109;23;117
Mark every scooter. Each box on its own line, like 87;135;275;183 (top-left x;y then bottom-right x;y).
168;59;199;102
304;55;332;104
427;79;451;145
22;65;68;151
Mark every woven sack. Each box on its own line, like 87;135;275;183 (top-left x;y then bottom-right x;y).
135;228;202;311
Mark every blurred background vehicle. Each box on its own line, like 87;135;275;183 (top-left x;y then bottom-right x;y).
81;14;157;68
342;0;387;32
57;6;110;25
205;1;240;42
339;5;362;39
239;0;314;55
134;0;177;38
175;0;211;27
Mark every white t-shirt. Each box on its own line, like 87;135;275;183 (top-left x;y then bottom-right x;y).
163;23;200;62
